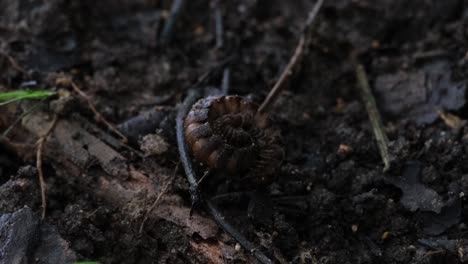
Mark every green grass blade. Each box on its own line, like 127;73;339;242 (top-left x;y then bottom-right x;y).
0;90;56;106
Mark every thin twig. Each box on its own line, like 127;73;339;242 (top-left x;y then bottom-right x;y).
197;170;210;185
67;80;128;143
139;163;179;233
36;114;58;219
258;37;305;114
160;0;185;44
258;0;324;114
412;49;448;62
354;64;391;171
304;0;325;28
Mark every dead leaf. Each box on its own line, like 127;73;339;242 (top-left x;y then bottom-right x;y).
375;60;466;124
386;161;444;213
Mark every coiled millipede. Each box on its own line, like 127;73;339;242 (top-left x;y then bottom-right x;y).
184;95;284;185
175;91;282;264
174;3;324;262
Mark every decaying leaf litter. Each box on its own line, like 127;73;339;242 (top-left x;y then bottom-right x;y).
1;0;468;263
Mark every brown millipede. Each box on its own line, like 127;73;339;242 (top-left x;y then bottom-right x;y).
184;95;283;184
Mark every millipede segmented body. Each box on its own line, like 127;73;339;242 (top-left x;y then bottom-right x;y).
184;95;284;184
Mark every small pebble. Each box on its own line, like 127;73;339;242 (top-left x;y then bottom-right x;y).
235;243;241;251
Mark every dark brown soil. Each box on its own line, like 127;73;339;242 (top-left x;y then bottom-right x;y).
1;0;468;263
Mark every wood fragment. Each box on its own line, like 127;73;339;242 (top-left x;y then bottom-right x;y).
355;64;391;171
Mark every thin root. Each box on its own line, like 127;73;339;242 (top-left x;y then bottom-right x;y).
36;114;58;219
57;76;129;143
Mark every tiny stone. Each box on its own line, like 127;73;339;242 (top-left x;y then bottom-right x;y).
235;243;241;251
337;144;352;155
381;231;391;240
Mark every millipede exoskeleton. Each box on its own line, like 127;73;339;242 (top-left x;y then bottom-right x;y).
184;95;284;184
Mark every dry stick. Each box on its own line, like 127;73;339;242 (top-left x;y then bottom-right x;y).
258;37;305;114
258;0;324;114
69;81;128;143
36;114;58;219
139;163;179;234
355;64;391;171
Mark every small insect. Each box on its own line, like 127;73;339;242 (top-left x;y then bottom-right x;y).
184;95;284;185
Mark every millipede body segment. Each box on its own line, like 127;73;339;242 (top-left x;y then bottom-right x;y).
184;95;283;184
